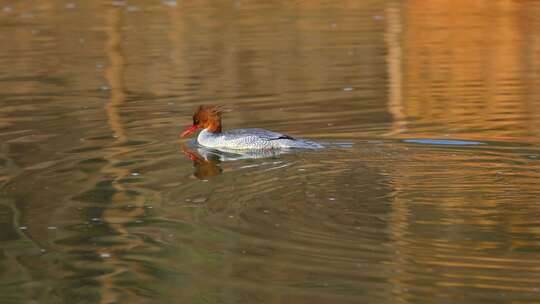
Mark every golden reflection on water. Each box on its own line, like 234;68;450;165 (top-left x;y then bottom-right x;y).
394;0;540;139
98;7;139;304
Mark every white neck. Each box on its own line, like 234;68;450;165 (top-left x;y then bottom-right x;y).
197;129;222;148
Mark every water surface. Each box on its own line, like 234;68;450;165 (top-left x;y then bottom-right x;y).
1;1;540;303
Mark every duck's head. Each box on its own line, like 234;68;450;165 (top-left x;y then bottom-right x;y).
181;105;223;138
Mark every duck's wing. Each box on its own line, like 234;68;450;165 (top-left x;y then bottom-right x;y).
223;128;296;141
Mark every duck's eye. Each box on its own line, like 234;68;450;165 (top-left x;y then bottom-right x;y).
193;119;200;125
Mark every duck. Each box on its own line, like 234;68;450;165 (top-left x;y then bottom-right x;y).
180;105;323;149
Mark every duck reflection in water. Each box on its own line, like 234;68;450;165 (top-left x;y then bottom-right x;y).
181;143;222;178
181;143;294;179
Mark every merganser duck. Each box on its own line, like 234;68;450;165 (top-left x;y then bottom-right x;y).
180;105;323;149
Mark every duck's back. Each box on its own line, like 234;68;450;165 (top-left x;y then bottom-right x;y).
197;128;322;150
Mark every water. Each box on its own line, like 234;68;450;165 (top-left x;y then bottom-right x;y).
1;1;540;303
